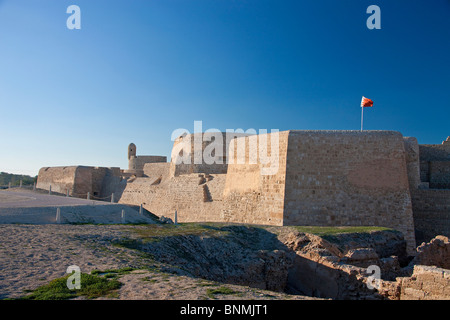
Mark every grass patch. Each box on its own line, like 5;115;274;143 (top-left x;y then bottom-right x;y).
111;238;143;250
90;267;135;276
206;286;239;299
140;276;158;283
130;223;230;242
20;273;121;300
291;226;392;237
197;281;219;287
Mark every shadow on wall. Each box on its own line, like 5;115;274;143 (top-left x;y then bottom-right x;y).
286;254;391;299
101;177;127;202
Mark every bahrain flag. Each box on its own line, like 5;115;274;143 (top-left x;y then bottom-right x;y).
361;96;374;107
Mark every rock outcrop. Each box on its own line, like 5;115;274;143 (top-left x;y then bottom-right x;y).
115;226;450;300
409;235;450;270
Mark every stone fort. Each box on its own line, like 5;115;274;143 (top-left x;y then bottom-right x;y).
36;131;450;254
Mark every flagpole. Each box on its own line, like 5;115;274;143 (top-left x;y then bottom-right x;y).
361;106;364;131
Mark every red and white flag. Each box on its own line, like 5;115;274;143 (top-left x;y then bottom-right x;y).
361;96;374;107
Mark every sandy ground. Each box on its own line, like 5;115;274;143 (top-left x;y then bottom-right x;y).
0;189;316;300
0;189;112;208
0;224;314;300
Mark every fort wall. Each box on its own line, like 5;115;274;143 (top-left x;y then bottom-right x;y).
129;156;167;172
410;137;450;244
36;133;450;254
36;166;121;199
126;143;167;177
143;162;171;183
403;137;421;190
281;131;416;253
221;131;289;226
418;140;450;189
170;132;252;177
36;166;78;195
411;189;450;244
118;173;227;223
118;131;418;252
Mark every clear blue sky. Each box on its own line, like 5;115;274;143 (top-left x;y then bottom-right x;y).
1;0;449;176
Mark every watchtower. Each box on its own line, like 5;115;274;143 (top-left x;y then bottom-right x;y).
128;143;137;160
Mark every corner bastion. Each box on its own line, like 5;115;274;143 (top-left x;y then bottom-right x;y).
222;130;416;253
36;166;121;199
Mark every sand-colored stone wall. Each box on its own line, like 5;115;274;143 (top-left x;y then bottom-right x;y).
282;131;416;253
38;132;450;255
398;265;450;300
143;162;171;182
221;131;289;226
129;156;167;171
429;161;450;189
411;189;450;243
37;166;121;199
419;143;450;189
118;173;227;223
36;166;78;195
118;130;417;252
170;132;252;177
403;137;421;190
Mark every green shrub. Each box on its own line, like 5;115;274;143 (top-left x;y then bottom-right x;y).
21;273;122;300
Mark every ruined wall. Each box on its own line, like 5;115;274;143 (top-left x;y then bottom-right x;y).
282;131;416;253
398;265;450;300
411;235;450;269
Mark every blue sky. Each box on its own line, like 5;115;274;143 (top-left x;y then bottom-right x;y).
1;0;449;176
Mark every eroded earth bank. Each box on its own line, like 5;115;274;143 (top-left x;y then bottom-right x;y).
0;223;449;300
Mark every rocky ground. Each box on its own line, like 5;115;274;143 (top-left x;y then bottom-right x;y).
0;224;316;300
0;222;448;300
